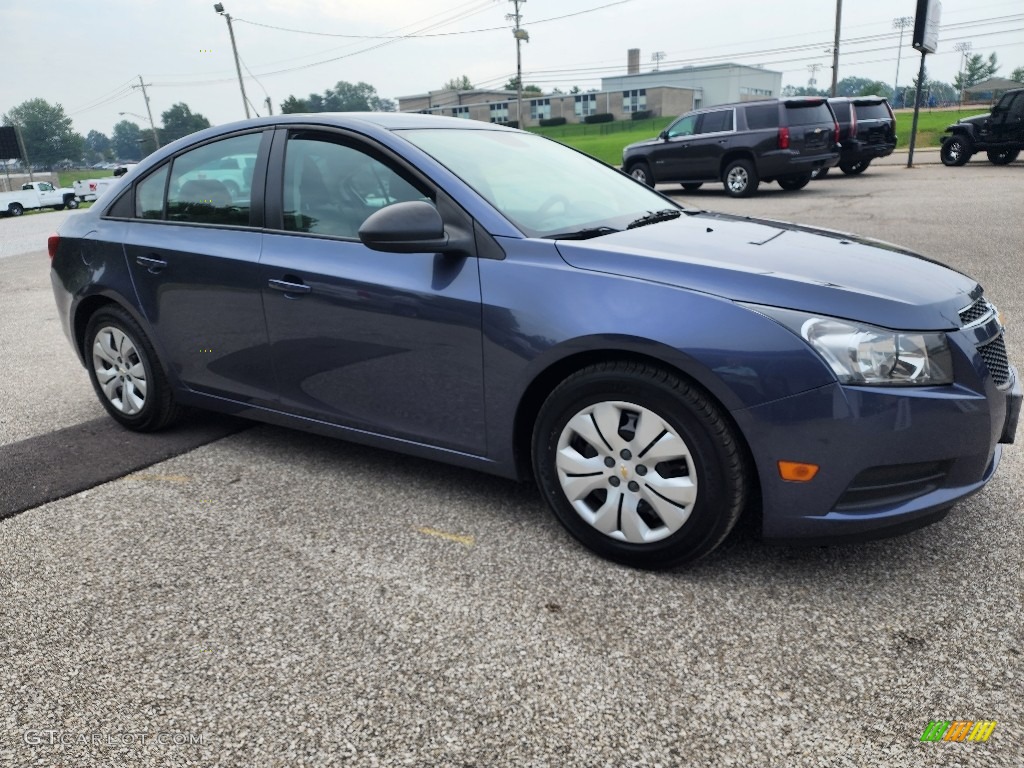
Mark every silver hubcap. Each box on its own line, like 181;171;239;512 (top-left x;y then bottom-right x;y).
631;168;647;182
726;167;748;193
948;143;962;160
555;400;698;544
92;326;148;415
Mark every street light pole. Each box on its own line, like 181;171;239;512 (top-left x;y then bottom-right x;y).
830;0;842;96
892;16;914;103
507;0;527;128
136;75;161;149
214;3;251;119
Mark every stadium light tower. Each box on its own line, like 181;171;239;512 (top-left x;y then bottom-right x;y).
892;16;914;102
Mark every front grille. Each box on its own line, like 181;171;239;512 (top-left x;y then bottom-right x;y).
978;333;1011;388
959;297;993;327
834;461;951;511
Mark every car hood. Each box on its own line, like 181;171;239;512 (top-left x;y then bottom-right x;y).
623;137;664;154
958;113;990;126
554;212;978;330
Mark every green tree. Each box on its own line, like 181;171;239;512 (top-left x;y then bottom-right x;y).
279;81;395;114
112;120;144;161
1;98;83;168
84;130;112;163
443;75;473;91
1011;66;1024;83
504;76;542;94
160;103;211;143
954;52;999;91
854;81;891;97
781;85;828;97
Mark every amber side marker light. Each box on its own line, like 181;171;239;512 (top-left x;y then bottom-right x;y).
47;234;60;262
778;461;819;482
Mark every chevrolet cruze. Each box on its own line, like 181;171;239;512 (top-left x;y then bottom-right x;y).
49;113;1020;568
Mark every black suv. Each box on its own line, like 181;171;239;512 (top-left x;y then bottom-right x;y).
814;96;897;177
622;98;840;197
941;88;1024;166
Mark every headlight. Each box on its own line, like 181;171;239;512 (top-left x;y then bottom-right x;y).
749;306;953;386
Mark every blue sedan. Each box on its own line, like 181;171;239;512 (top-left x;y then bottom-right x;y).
49;113;1020;568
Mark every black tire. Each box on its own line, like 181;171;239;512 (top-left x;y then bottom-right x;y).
681;183;703;191
8;203;24;217
53;205;65;211
722;158;759;198
65;197;80;209
777;174;812;191
941;135;973;166
628;162;654;187
839;158;871;175
84;306;184;432
987;149;1020;165
811;167;830;179
532;361;749;569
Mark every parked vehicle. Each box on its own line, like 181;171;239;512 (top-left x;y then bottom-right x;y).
813;96;897;178
941;88;1024;166
49;114;1019;569
1;181;78;216
73;164;137;202
622;98;840;197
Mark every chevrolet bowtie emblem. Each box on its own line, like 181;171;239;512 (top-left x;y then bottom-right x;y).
620;466;629;479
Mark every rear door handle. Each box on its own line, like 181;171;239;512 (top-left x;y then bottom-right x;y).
268;278;311;296
136;255;167;273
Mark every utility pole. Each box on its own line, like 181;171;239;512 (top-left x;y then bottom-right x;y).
133;75;161;150
507;0;528;128
830;0;842;96
651;51;666;71
807;63;822;88
15;125;34;182
892;16;914;103
265;96;273;116
215;3;251;118
954;41;972;108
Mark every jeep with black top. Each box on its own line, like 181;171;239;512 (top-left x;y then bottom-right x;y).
622;98;840;197
940;88;1024;166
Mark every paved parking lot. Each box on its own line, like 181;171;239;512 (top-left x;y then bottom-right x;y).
1;160;1022;767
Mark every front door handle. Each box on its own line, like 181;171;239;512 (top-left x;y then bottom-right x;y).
136;255;167;274
268;278;311;296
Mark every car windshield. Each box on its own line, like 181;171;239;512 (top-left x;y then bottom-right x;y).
400;128;677;238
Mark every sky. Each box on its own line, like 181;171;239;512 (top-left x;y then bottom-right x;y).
3;0;1022;138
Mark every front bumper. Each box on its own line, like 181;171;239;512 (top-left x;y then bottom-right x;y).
732;353;1020;543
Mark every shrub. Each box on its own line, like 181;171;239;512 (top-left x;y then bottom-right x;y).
630;110;653;121
584;113;615;124
539;117;567;127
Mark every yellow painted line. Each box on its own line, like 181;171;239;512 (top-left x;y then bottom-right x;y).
126;473;191;484
415;526;475;547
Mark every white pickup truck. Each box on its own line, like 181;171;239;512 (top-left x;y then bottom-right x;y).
0;181;79;217
73;164;137;202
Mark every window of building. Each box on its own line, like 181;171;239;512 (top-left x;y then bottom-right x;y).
622;89;647;113
282;133;428;239
452;106;470;118
490;103;509;123
166;132;260;226
574;94;597;117
530;99;551;120
740;87;773;97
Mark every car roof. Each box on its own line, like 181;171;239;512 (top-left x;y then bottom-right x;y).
213;112;515;134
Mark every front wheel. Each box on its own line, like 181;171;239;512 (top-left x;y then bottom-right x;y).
810;167;830;179
628;162;654;187
941;135;973;166
987;149;1020;165
532;361;748;569
722;159;759;198
777;174;812;191
839;158;871;175
84;306;183;432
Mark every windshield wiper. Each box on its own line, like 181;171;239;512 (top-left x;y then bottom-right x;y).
627;208;682;230
548;226;620;241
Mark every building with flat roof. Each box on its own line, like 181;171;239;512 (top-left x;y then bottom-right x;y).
601;63;783;110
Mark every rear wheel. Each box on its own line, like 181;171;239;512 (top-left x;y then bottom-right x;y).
629;162;654;187
839;158;871;175
722;158;759;198
681;183;703;191
8;203;24;217
987;149;1020;165
532;361;748;569
84;306;184;432
777;174;812;191
941;135;973;166
65;197;79;209
53;205;65;211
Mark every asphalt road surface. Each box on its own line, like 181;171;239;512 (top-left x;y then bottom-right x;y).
1;160;1022;767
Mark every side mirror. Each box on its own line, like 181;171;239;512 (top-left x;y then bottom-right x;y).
659;130;669;141
358;200;464;254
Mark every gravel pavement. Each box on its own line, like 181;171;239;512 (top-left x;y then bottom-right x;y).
1;163;1022;767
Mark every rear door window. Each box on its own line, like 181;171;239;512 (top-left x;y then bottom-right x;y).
698;110;733;134
784;103;834;126
854;103;891;120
